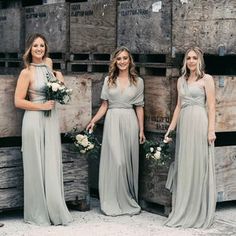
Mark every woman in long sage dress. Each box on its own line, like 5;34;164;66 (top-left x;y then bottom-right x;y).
87;46;145;216
14;34;72;225
164;47;216;228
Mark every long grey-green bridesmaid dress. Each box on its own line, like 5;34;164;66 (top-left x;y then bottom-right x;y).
165;75;216;228
99;76;144;216
21;63;72;225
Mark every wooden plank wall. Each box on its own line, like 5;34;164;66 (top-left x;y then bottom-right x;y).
0;144;89;210
172;0;236;54
0;8;24;53
0;75;91;137
117;0;171;53
24;3;69;53
70;0;117;53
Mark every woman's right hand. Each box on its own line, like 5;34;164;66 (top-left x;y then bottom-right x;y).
42;100;55;110
164;130;173;143
86;121;95;133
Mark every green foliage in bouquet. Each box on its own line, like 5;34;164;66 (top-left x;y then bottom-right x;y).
141;130;176;167
65;127;101;157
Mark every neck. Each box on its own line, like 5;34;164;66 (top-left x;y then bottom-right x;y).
118;70;129;80
32;58;43;64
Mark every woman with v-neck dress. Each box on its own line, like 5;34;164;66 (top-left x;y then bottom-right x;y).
164;47;216;228
87;46;145;216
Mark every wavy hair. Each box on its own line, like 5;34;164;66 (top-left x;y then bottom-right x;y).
108;46;138;87
23;33;49;68
181;47;205;80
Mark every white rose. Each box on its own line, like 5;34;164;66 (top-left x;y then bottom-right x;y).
87;143;94;150
51;82;60;92
80;137;89;147
80;149;86;154
63;95;70;104
59;85;65;90
47;82;52;87
157;147;162;151
153;151;161;160
150;147;154;153
76;134;84;142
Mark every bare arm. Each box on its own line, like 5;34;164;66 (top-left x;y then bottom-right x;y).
135;106;145;144
204;75;216;144
165;78;181;139
14;69;54;111
86;100;109;131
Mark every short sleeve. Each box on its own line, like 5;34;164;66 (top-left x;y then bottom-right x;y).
100;76;109;100
132;77;144;107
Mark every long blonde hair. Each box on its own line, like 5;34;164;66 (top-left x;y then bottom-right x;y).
108;46;138;87
23;33;49;68
181;47;205;80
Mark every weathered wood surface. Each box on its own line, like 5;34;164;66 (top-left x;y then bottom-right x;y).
172;0;236;54
70;0;117;53
0;8;24;52
117;0;171;54
0;75;91;137
215;146;236;202
24;3;69;53
0;144;89;210
139;140;236;208
144;76;171;132
215;76;236;132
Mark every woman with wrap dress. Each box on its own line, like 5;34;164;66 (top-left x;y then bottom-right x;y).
164;47;216;228
14;33;72;225
87;46;145;216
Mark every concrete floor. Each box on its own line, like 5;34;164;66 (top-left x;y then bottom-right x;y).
0;198;235;236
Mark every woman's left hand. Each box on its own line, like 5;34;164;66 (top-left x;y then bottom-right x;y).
208;131;216;145
139;132;146;144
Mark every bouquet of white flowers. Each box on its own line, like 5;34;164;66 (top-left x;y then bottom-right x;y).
66;127;101;156
142;131;175;167
44;71;73;117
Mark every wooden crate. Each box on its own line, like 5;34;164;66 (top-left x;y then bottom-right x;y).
139;141;236;214
216;145;236;202
24;3;69;53
0;8;24;53
70;0;117;53
117;0;171;54
172;0;236;54
215;76;236;132
0;144;90;211
0;75;91;137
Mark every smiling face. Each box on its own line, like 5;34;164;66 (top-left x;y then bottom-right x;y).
186;50;199;73
115;50;130;72
31;37;46;62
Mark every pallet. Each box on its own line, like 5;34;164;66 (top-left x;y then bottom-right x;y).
0;144;90;212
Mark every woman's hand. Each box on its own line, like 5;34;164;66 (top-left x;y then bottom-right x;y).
139;131;146;144
86;121;95;133
208;131;216;145
42;100;55;110
164;130;173;143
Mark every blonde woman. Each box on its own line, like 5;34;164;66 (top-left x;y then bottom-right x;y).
164;47;216;228
14;33;72;225
87;46;145;216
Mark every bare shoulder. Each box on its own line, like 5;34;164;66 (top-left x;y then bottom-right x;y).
44;57;53;68
19;68;31;80
204;74;214;85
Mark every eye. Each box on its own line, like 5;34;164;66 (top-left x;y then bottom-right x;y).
186;56;191;60
116;57;121;61
193;56;198;60
123;56;129;60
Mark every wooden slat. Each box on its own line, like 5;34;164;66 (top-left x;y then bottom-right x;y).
0;143;89;210
144;76;171;132
117;0;172;54
0;8;24;52
172;0;236;54
215;146;236;202
215;76;236;132
70;0;116;53
0;75;91;137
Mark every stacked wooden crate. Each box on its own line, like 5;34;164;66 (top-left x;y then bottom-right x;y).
24;2;70;70
0;7;24;74
0;75;92;211
68;0;116;73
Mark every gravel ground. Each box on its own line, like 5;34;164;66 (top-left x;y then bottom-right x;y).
0;198;235;236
